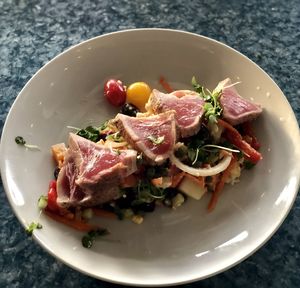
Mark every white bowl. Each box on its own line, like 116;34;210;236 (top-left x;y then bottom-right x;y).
1;29;300;286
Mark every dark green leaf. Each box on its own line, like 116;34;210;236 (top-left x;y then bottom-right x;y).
15;136;26;145
77;126;100;142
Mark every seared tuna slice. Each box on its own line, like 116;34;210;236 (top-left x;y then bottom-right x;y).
57;133;137;207
146;89;205;137
217;78;262;125
115;111;176;165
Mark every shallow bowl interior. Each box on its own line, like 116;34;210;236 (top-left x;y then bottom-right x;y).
1;29;300;286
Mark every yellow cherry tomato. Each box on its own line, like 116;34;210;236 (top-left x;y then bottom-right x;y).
126;82;151;112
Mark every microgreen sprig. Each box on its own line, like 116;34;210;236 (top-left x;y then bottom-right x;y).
147;135;165;145
191;77;223;124
15;136;41;150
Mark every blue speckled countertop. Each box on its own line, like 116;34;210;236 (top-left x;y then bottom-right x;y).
1;0;300;287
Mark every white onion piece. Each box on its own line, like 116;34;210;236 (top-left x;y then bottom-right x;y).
170;144;232;177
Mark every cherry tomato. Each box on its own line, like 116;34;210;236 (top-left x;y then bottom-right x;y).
126;82;151;111
47;180;60;212
104;79;126;106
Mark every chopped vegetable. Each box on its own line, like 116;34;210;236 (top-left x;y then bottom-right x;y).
44;209;98;232
170;143;232;177
25;222;42;235
159;76;173;93
77;126;100;142
178;174;206;200
15;136;40;150
92;208;118;219
131;214;144;224
104;79;126;106
207;156;237;211
192;77;223;124
82;228;109;248
51;143;67;168
126;82;151;111
172;193;185;209
38;195;48;209
46;180;60;212
120;103;139;116
218;119;262;163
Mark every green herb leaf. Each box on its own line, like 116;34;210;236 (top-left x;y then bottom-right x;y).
147;135;165;145
192;77;223;123
26;222;42;235
15;136;26;145
77;126;100;142
82;228;109;248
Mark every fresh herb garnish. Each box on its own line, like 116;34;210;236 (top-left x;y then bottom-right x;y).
82;228;109;248
201;144;240;153
25;222;42;235
38;195;48;209
191;76;223;124
15;136;40;150
77;126;100;142
106;131;123;142
147;135;165;145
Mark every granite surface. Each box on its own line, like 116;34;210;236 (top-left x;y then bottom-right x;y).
0;0;300;287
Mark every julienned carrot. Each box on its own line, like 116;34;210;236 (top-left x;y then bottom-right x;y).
171;172;185;187
151;177;163;187
159;76;173;93
92;208;117;219
207;156;236;212
44;209;97;232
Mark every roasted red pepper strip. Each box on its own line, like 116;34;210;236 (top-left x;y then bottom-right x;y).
241;121;260;150
218;119;262;164
47;180;61;212
44;210;98;232
159;76;173;93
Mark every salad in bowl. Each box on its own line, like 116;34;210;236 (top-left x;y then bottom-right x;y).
36;76;263;247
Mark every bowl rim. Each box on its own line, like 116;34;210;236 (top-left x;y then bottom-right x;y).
1;28;300;286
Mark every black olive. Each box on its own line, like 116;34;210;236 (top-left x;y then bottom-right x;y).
115;190;136;209
134;201;156;213
120;103;139;117
164;187;179;199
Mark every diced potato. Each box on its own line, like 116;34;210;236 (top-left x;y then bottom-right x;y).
131;215;144;224
172;193;185;209
51;143;67;168
178;175;206;200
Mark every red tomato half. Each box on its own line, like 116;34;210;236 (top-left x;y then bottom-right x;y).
104;79;126;106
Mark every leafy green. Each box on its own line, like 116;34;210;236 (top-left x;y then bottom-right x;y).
15;136;40;150
82;228;109;248
77;126;100;142
15;136;26;145
26;222;42;235
147;135;165;145
191;77;223;124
